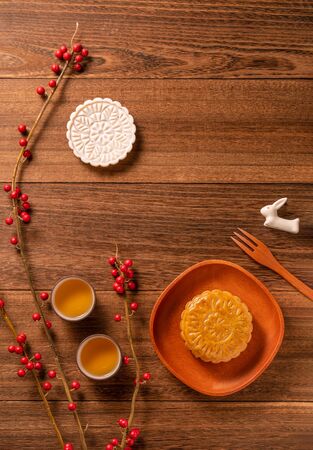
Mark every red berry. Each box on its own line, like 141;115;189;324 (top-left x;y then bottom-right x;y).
106;445;114;450
123;356;130;365
10;236;18;245
36;86;45;96
71;380;80;390
125;447;132;450
126;438;135;446
0;299;4;308
116;276;125;285
60;45;67;53
10;190;19;199
23;149;32;159
64;444;73;450
34;353;42;360
43;381;52;391
45;320;52;329
55;49;63;59
73;43;82;52
108;257;116;266
34;362;42;370
143;372;151;381
22;212;31;223
75;54;83;63
15;346;23;354
15;187;21;195
116;285;125;294
128;281;136;291
73;63;82;72
26;361;34;370
117;418;128;428
129;428;140;439
51;63;61;74
48;79;57;88
126;269;134;279
111;268;119;277
48;370;56;379
22;202;31;210
114;314;122;322
124;259;133;268
113;282;120;291
16;334;26;344
40;292;49;301
111;438;118;446
20;356;28;365
17;369;26;377
19;138;28;147
63;51;72;61
18;123;27;134
21;193;28;201
120;264;127;273
130;302;138;311
68;402;77;411
3;184;11;192
8;345;16;353
81;48;89;57
32;313;41;321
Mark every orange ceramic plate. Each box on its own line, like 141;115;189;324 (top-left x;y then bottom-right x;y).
150;260;284;396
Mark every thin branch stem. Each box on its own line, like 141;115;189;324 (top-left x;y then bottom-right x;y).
121;296;141;448
9;24;88;450
0;307;64;449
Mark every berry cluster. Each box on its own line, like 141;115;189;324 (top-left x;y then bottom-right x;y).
36;42;89;98
107;254;151;448
64;443;74;450
108;256;137;295
1;297;80;410
3;184;32;245
105;425;140;450
5;329;42;378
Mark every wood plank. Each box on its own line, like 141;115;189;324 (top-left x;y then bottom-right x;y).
0;401;312;449
1;79;313;183
0;183;312;290
1;1;313;79
0;290;312;403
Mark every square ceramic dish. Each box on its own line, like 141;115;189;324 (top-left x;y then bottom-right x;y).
150;260;284;396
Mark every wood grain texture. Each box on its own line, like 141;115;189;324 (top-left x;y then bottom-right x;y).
0;401;312;449
1;79;313;183
0;183;312;290
1;1;313;79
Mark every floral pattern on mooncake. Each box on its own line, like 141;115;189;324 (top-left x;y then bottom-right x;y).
180;289;253;363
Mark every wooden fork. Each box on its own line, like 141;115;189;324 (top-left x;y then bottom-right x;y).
231;228;313;302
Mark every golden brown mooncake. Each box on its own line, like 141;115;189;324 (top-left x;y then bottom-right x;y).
180;289;253;363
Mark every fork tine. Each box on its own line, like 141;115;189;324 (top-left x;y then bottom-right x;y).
231;236;254;257
237;228;264;247
233;231;256;250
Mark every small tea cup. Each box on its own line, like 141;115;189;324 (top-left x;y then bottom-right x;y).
51;276;95;322
76;334;122;380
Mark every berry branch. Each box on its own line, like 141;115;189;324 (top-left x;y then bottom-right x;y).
3;24;89;450
106;253;151;450
0;299;64;448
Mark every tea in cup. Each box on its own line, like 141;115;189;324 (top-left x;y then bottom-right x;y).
77;334;122;380
51;276;95;321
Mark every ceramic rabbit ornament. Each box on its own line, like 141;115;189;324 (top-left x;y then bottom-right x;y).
260;197;300;234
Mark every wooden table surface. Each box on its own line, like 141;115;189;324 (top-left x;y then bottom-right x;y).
0;1;313;449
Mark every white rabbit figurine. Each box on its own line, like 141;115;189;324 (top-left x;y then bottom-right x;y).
260;197;300;234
